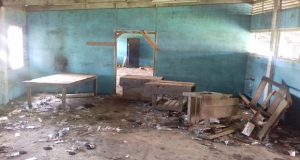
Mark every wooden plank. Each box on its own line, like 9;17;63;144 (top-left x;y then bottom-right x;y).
201;128;236;140
261;90;276;109
24;74;97;86
140;31;159;51
257;99;288;141
86;42;115;46
250;79;268;106
239;93;250;105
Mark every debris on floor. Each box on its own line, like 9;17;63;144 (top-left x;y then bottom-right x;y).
0;76;298;160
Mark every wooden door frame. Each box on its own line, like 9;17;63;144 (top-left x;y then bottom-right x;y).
114;30;158;94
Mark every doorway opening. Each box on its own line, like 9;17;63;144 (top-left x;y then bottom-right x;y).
114;30;157;95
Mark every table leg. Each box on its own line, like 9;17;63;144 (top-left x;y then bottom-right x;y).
178;96;183;112
187;96;191;123
93;79;97;96
152;94;157;107
27;86;32;109
62;88;68;110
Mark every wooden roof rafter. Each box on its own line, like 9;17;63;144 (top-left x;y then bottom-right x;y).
2;0;252;11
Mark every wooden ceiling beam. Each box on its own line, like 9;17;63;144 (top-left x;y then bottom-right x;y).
3;0;252;11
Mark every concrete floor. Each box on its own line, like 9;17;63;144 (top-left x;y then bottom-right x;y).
0;95;295;160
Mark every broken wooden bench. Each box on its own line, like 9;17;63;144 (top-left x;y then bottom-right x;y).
24;73;97;111
239;76;292;141
145;80;195;112
119;75;163;101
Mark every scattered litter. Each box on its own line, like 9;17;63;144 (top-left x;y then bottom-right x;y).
287;150;297;157
19;115;26;119
75;106;85;110
48;127;70;140
242;122;255;136
0;116;8;122
156;124;172;131
8;109;22;116
224;140;229;145
38;118;43;123
54;140;64;144
25;157;37;160
97;126;123;133
209;118;220;124
116;127;122;133
15;132;20;137
26;125;41;129
125;154;130;158
85;143;96;150
6;151;27;158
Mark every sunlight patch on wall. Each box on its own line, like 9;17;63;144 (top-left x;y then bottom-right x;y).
7;26;24;70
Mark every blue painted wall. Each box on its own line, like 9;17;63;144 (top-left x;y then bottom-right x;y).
117;33;154;67
251;7;300;30
156;5;251;93
27;10;116;94
247;6;300;128
27;4;251;95
0;8;28;105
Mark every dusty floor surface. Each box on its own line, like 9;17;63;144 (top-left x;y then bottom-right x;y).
116;67;153;95
0;94;297;160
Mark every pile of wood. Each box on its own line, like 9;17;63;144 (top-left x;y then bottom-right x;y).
189;76;292;142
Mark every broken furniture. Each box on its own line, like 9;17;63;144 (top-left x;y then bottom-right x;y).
145;80;195;112
183;92;240;125
119;75;163;101
24;74;97;110
239;76;292;141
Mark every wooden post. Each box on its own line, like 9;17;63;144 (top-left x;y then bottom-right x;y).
187;96;192;123
27;86;32;108
265;0;282;98
62;88;67;110
152;94;157;107
93;78;97;96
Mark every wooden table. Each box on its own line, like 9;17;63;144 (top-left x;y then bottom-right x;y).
24;74;97;110
120;75;163;101
145;80;195;112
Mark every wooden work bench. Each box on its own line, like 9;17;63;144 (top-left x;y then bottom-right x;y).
24;74;97;111
120;75;163;101
145;80;195;112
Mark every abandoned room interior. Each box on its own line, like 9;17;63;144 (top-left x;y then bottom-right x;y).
0;0;300;159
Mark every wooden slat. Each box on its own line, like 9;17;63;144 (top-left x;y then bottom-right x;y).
140;31;159;51
201;128;236;140
257;99;288;140
86;42;115;46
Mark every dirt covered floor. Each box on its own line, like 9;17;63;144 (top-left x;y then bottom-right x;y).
0;94;298;160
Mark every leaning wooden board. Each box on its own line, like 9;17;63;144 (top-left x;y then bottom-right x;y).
24;74;97;111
